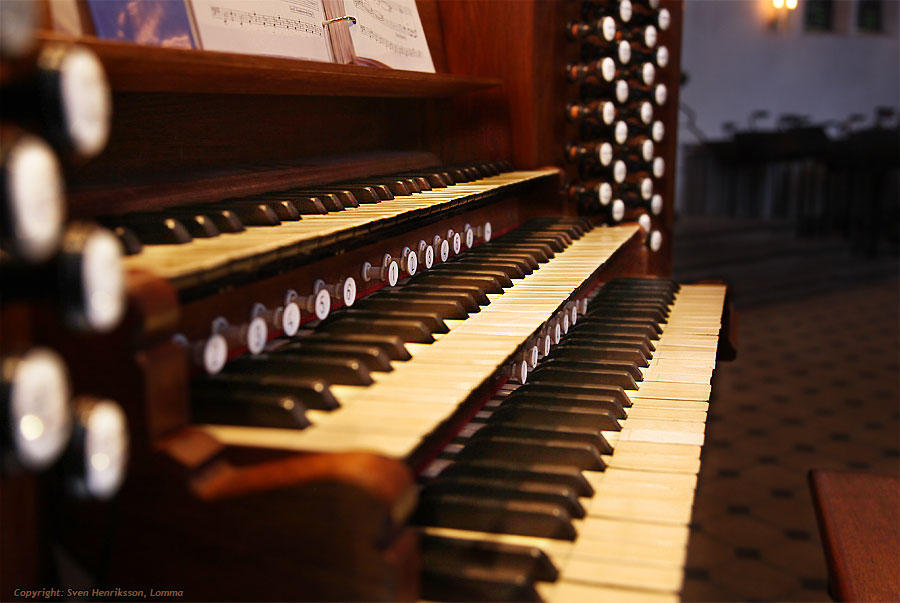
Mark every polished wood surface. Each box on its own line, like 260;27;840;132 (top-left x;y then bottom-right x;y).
37;32;499;98
809;470;900;602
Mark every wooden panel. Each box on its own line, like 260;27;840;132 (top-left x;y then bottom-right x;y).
438;0;544;168
648;0;684;277
810;470;900;602
36;32;499;97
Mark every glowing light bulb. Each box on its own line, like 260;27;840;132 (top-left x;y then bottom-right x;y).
785;0;797;9
773;0;784;8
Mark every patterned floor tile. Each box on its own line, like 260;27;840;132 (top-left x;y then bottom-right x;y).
683;279;900;602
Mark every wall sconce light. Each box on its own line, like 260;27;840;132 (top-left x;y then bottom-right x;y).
768;0;798;29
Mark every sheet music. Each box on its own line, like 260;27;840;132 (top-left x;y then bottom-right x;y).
348;0;435;72
190;0;331;62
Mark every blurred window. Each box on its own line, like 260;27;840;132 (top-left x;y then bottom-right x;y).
804;0;835;31
856;0;883;33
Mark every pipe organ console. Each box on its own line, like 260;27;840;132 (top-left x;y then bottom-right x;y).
1;0;736;600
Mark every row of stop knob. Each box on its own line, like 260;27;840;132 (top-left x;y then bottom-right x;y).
505;298;586;384
178;222;492;374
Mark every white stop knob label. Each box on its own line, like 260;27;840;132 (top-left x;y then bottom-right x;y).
314;289;331;320
246;317;268;355
406;252;418;276
203;334;228;375
424;245;434;269
483;222;492;242
282;302;301;336
343;277;357;306
387;261;399;286
542;334;552;356
452;232;461;255
440;240;450;262
465;228;474;249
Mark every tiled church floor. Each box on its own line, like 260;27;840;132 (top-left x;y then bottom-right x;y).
681;279;900;602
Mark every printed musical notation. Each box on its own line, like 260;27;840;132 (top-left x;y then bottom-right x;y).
191;0;332;62
357;24;420;58
349;0;434;71
208;4;321;36
353;0;417;38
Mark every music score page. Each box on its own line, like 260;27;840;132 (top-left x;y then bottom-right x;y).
348;0;435;72
190;0;332;62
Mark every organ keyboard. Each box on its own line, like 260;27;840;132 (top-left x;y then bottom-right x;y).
0;1;740;601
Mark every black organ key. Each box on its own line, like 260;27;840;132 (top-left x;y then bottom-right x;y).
500;391;626;419
318;317;435;344
194;373;340;411
412;494;578;541
297;332;411;361
422;476;585;519
583;305;668;322
539;357;644;382
437;459;594;498
588;298;670;316
514;382;632;408
562;332;655;355
111;226;142;255
578;314;663;334
262;191;343;212
413;273;506;295
458;256;534;275
465;244;552;263
399;284;489;309
427;267;515;288
498;229;573;247
178;208;245;233
295;189;360;208
166;212;220;238
443;258;530;279
486;405;620;435
191;388;310;430
570;322;660;340
109;215;193;245
395;172;449;188
212;201;282;226
354;297;469;321
422;534;557;582
226;354;374;387
452;435;607;472
421;555;542;603
352;179;411;196
528;366;639;391
548;344;650;367
470;422;613;458
273;341;393;372
223;198;298;221
338;310;449;334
